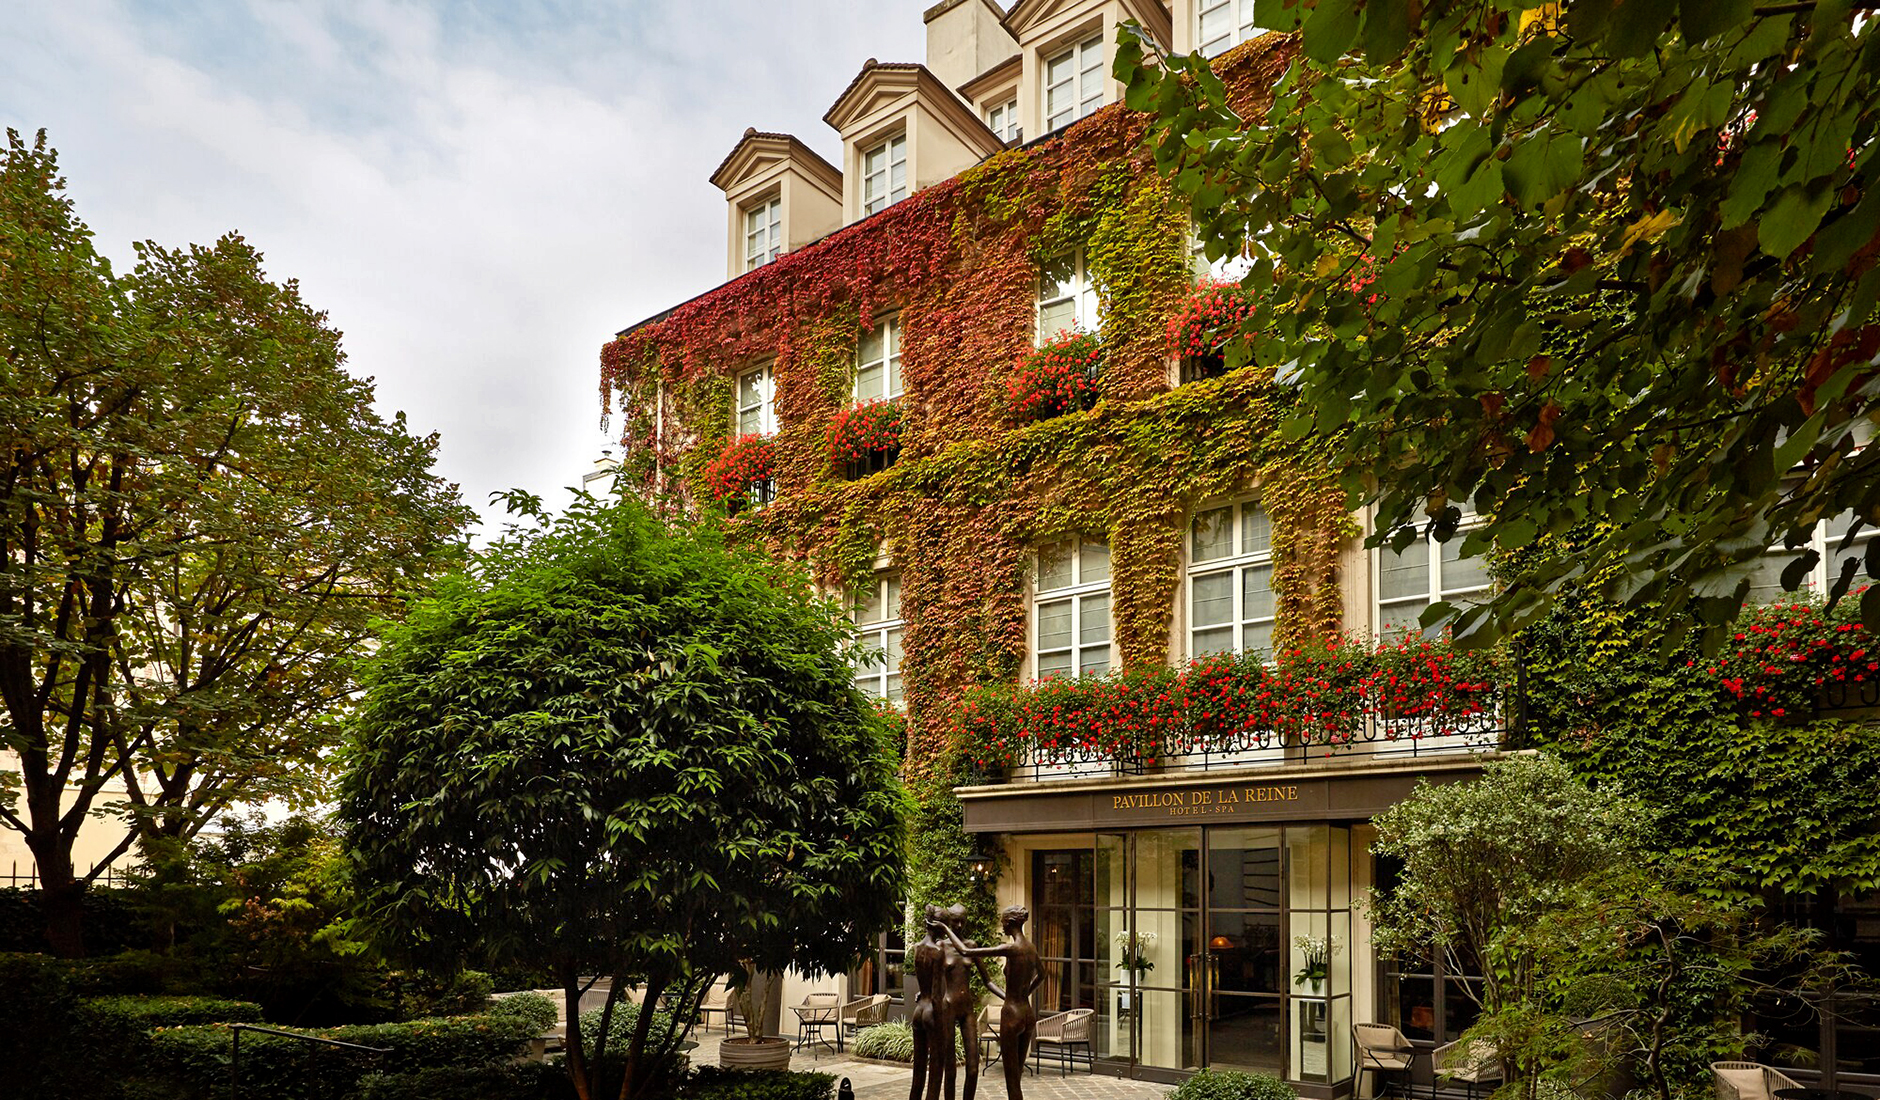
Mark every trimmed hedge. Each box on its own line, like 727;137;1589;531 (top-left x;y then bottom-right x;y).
136;1013;541;1100
352;1062;564;1100
681;1067;834;1100
1167;1069;1298;1100
486;990;558;1034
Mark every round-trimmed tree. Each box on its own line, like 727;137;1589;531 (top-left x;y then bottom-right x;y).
340;495;907;1100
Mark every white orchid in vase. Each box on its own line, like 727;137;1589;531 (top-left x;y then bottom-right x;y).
1114;929;1157;975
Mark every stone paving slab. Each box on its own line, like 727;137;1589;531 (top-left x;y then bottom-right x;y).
688;1031;1171;1100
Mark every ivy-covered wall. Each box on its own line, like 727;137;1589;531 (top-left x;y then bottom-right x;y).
598;39;1334;782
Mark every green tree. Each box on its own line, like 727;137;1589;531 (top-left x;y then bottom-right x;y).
1117;2;1880;651
0;130;471;956
1369;756;1646;1099
339;494;907;1100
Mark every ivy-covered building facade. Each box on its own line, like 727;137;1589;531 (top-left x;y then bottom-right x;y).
601;0;1880;1092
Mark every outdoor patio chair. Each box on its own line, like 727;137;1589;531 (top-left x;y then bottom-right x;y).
976;1003;1003;1070
1355;1022;1421;1099
794;992;841;1052
1032;1008;1094;1076
1713;1061;1804;1100
698;988;730;1034
1434;1037;1503;1100
841;993;892;1038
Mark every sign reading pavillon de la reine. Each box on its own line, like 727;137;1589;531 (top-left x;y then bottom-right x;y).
1110;784;1300;818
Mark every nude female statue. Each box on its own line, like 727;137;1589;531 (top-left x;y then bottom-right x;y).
946;905;1043;1100
910;904;981;1100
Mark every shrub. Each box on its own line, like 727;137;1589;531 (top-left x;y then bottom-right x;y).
352;1062;564;1100
1167;1068;1298;1100
1007;331;1102;422
681;1066;834;1100
0;953;77;1099
576;1001;690;1096
849;1019;962;1063
136;1012;541;1100
487;990;559;1033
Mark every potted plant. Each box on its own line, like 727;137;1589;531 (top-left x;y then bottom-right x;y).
827;399;903;480
1007;330;1102;423
1292;934;1337;995
1166;278;1262;384
719;964;791;1071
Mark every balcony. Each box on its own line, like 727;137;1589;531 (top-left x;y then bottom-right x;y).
957;639;1510;786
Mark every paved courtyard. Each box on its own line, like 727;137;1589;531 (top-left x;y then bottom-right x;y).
687;1030;1173;1100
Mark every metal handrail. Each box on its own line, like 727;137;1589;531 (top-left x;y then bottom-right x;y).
230;1022;392;1097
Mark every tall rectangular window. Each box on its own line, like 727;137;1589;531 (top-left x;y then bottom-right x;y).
1375;511;1490;637
743;197;781;271
1043;33;1106;133
855;316;903;401
1197;0;1266;58
1189;501;1276;659
1035;537;1112;678
987;98;1020;143
1038;250;1100;340
1748;510;1879;605
735;363;776;436
851;572;904;704
862;134;908;216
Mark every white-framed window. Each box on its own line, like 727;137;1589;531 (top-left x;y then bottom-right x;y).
1189;501;1276;659
1035;538;1112;678
851;572;904;704
987;97;1020;143
1038;250;1101;340
862;134;909;216
1749;512;1879;604
1044;33;1106;133
743;196;782;272
855;315;903;401
1375;510;1491;637
735;363;776;436
1197;0;1266;58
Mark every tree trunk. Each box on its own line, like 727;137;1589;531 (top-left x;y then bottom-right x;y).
32;842;86;958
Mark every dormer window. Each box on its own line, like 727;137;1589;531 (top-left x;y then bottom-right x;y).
736;364;776;436
987;98;1020;143
743;197;782;272
855;316;904;401
1043;33;1105;133
1197;0;1265;58
862;134;909;216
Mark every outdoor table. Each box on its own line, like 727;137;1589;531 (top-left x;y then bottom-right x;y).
793;1002;840;1053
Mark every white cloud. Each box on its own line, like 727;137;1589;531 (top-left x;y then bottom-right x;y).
1;0;928;533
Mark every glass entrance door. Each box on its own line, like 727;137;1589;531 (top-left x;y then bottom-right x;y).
1204;826;1284;1074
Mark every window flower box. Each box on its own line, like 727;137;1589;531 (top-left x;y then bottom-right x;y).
1706;592;1878;721
700;434;776;515
827;399;903;481
1167;279;1262;383
1008;331;1102;423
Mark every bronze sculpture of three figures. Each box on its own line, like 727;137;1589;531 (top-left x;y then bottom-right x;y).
908;903;1042;1100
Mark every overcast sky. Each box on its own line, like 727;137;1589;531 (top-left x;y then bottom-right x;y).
3;0;929;534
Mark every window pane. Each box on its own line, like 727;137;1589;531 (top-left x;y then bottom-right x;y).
1380;599;1429;638
1243;619;1273;656
1192;572;1233;627
1243;564;1274;622
1039;541;1073;591
1439;538;1491;594
858;324;883;365
1039;652;1073;679
1193;625;1236;656
885;574;902;619
1378;542;1429;601
855;364;882;401
1749;551;1803;604
1242;506;1272;558
851;585;882;625
739;408;761;435
1079;593;1111;645
1080;540;1110;583
887;672;903;704
739;370;762;409
1038;598;1073;649
1193;507;1233;562
1039;299;1076;337
887;626;904;668
1079;648;1110;677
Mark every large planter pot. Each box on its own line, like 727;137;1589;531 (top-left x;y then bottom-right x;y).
720;1036;792;1072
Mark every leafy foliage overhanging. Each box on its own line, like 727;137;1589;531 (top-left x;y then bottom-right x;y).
1116;2;1880;653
